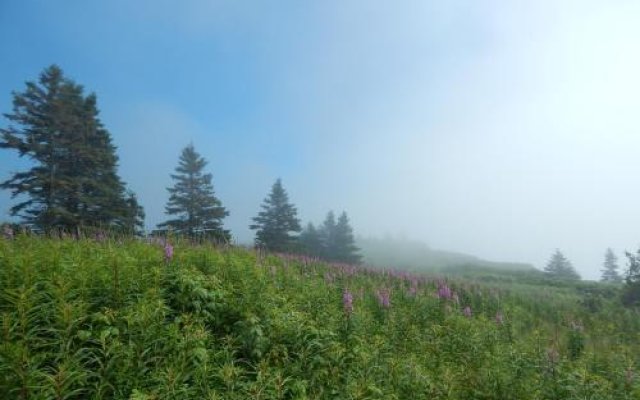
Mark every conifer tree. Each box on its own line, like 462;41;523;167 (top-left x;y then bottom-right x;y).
250;178;301;252
158;144;229;241
319;211;338;260
622;248;640;306
298;222;323;257
544;249;581;280
600;248;622;283
317;210;361;263
332;211;362;264
0;65;143;232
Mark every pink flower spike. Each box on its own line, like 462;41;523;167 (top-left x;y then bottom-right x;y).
164;243;174;262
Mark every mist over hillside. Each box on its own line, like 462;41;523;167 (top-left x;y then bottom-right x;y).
358;236;536;273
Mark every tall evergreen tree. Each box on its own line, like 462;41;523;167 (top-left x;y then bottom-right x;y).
332;211;362;264
0;65;143;232
158;144;229;241
623;248;640;306
600;248;622;283
319;211;338;260
250;178;301;252
316;211;361;264
544;249;581;280
298;222;323;257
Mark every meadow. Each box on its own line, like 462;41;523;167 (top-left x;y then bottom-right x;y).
1;235;639;399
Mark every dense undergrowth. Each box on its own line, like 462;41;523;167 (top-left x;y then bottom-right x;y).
1;236;639;399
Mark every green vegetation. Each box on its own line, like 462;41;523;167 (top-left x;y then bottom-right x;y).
1;235;639;399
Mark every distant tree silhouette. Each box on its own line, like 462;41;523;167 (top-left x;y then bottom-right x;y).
158;144;229;241
544;249;580;280
298;222;323;257
250;179;301;252
319;211;338;260
622;248;640;306
600;248;622;283
315;210;361;264
331;212;361;264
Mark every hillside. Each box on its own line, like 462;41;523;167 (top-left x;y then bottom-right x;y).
1;236;639;399
358;236;536;273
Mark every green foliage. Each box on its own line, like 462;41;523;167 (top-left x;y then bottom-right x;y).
1;235;639;399
544;249;581;281
158;144;229;242
250;178;301;252
0;65;144;233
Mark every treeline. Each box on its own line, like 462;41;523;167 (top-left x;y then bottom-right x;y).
0;65;360;263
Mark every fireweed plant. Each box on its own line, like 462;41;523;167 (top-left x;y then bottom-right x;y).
1;235;639;399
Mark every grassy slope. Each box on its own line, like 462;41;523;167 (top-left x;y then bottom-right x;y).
358;236;536;273
1;236;639;399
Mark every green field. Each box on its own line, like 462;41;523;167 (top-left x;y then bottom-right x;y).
1;236;639;399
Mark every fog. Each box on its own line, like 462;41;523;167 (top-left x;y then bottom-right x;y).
2;1;640;279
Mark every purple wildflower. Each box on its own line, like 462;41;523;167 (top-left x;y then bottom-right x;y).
164;243;174;262
437;284;452;300
343;289;354;315
324;272;335;284
463;306;472;318
547;347;559;364
2;225;14;240
95;231;106;242
377;289;391;308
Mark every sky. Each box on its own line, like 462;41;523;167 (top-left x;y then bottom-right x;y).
1;0;640;279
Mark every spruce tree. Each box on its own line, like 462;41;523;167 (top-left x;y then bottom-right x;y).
158;144;229;241
319;211;338;260
250;178;301;252
332;211;362;264
622;248;640;306
600;248;622;283
0;65;143;233
298;222;323;257
544;249;581;280
316;211;361;263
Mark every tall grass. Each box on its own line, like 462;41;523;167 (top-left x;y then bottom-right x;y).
1;235;639;399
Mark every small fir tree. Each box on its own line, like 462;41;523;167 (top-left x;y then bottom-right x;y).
600;248;622;283
158;144;229;241
544;249;580;280
250;178;301;252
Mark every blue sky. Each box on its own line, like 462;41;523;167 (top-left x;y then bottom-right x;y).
2;1;640;279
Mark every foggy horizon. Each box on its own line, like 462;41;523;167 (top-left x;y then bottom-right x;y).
2;1;640;280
